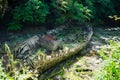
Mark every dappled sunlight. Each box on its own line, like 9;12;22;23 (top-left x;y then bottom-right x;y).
0;0;120;80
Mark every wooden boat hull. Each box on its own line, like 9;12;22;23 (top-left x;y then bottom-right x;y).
14;24;93;73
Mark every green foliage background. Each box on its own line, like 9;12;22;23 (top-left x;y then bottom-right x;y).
2;0;120;30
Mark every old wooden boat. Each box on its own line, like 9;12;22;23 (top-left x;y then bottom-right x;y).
3;23;93;74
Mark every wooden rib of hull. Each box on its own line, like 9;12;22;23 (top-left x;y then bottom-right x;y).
33;26;93;73
0;24;93;73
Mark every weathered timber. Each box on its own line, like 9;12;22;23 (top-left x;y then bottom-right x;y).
33;26;93;73
14;24;93;73
14;26;66;59
14;35;40;59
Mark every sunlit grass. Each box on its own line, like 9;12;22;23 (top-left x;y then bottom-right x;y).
0;43;38;80
94;41;120;80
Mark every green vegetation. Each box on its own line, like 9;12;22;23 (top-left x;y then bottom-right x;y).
0;0;119;30
13;0;49;23
0;0;120;80
0;44;38;80
8;0;49;30
8;0;91;30
94;41;120;80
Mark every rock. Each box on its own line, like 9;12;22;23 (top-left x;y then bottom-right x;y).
39;35;62;51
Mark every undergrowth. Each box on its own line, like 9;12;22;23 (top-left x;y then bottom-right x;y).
0;43;38;80
94;40;120;80
8;0;91;30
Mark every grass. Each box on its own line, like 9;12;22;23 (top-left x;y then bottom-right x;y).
0;43;38;80
94;40;120;80
0;39;120;80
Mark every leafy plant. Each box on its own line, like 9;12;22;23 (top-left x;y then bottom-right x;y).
78;0;119;24
0;60;7;79
94;41;120;80
8;0;92;30
7;0;120;30
72;1;92;21
51;0;92;25
0;43;38;80
8;0;49;30
7;22;22;31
